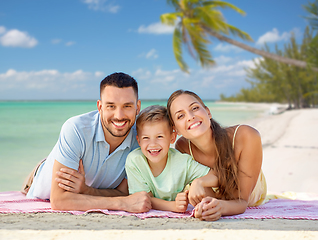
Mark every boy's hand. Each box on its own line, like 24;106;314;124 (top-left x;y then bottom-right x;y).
175;190;189;212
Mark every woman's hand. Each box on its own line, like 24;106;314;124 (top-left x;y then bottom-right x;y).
175;190;189;212
188;178;206;206
55;159;88;194
194;197;223;221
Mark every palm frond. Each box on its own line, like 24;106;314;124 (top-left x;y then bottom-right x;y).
160;12;181;26
226;24;253;41
173;27;189;72
183;18;215;68
202;1;246;15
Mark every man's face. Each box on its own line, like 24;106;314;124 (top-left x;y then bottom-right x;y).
97;86;140;139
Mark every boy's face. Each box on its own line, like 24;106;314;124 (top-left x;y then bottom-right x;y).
137;121;176;165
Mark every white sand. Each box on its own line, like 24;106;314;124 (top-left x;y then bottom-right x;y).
1;107;318;239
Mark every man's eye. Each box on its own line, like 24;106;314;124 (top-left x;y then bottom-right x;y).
192;106;199;111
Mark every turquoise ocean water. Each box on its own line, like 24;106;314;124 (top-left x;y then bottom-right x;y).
0;100;265;192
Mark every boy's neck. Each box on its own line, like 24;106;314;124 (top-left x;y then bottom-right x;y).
147;154;168;178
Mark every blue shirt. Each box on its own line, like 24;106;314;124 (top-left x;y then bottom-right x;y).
27;110;139;199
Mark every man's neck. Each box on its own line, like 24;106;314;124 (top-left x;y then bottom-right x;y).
105;131;130;154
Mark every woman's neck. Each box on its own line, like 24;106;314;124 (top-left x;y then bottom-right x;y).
190;127;216;158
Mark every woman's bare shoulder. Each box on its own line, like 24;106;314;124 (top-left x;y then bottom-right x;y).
234;125;261;147
226;124;261;145
175;136;190;154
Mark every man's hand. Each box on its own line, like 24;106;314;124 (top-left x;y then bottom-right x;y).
122;191;152;213
55;159;88;194
175;190;189;213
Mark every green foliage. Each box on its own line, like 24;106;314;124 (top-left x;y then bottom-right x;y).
221;27;318;108
162;0;251;72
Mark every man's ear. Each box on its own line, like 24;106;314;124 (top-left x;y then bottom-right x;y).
205;106;212;119
136;100;141;115
97;100;102;113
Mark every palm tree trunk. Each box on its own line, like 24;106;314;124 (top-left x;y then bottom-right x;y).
206;29;318;72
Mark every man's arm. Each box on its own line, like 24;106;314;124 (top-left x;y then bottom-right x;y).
50;160;151;212
55;159;128;197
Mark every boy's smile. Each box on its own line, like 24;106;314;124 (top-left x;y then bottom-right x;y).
137;121;176;173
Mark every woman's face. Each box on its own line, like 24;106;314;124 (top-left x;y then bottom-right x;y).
169;94;212;140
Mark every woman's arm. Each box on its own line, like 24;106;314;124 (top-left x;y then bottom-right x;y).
196;125;263;220
188;169;218;206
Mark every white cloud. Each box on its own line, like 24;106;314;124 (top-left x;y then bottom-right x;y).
214;43;242;53
256;28;301;46
65;41;76;46
0;29;38;48
146;49;158;59
214;55;232;64
0;26;6;34
95;71;105;78
51;39;62;44
82;0;120;13
0;69;100;93
137;22;175;35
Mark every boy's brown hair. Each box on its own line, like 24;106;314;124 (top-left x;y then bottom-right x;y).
136;105;173;135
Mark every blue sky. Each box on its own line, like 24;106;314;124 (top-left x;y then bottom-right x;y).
0;0;311;100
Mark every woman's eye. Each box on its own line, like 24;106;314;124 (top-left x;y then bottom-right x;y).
177;114;184;120
192;106;199;111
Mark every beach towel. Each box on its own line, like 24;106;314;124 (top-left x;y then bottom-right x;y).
1;191;318;220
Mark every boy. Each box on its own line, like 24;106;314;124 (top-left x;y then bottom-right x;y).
125;105;218;213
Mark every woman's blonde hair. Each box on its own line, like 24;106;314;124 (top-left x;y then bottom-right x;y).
167;90;240;200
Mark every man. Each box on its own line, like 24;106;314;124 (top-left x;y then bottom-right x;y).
26;72;151;212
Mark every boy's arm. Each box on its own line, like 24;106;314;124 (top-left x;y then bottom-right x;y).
147;192;188;213
188;169;218;206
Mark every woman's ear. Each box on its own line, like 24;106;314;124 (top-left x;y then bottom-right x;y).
173;127;180;136
170;130;177;144
205;106;212;119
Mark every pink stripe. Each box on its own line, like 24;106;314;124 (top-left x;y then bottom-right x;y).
1;191;318;220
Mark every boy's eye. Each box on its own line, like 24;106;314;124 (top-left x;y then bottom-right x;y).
157;135;164;139
142;136;149;140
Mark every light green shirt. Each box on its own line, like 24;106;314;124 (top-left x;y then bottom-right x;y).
125;148;210;201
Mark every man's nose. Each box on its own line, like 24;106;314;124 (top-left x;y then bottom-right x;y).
114;108;125;119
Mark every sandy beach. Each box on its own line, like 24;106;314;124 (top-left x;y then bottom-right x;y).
1;106;318;239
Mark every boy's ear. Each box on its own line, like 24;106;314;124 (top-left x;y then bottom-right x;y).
136;135;140;145
170;130;177;144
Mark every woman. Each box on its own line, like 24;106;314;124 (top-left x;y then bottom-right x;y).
167;90;267;221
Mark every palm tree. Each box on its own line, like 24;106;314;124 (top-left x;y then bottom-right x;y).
303;0;318;30
161;0;318;72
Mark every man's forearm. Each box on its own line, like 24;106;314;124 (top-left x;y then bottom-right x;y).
83;186;127;197
50;190;125;211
